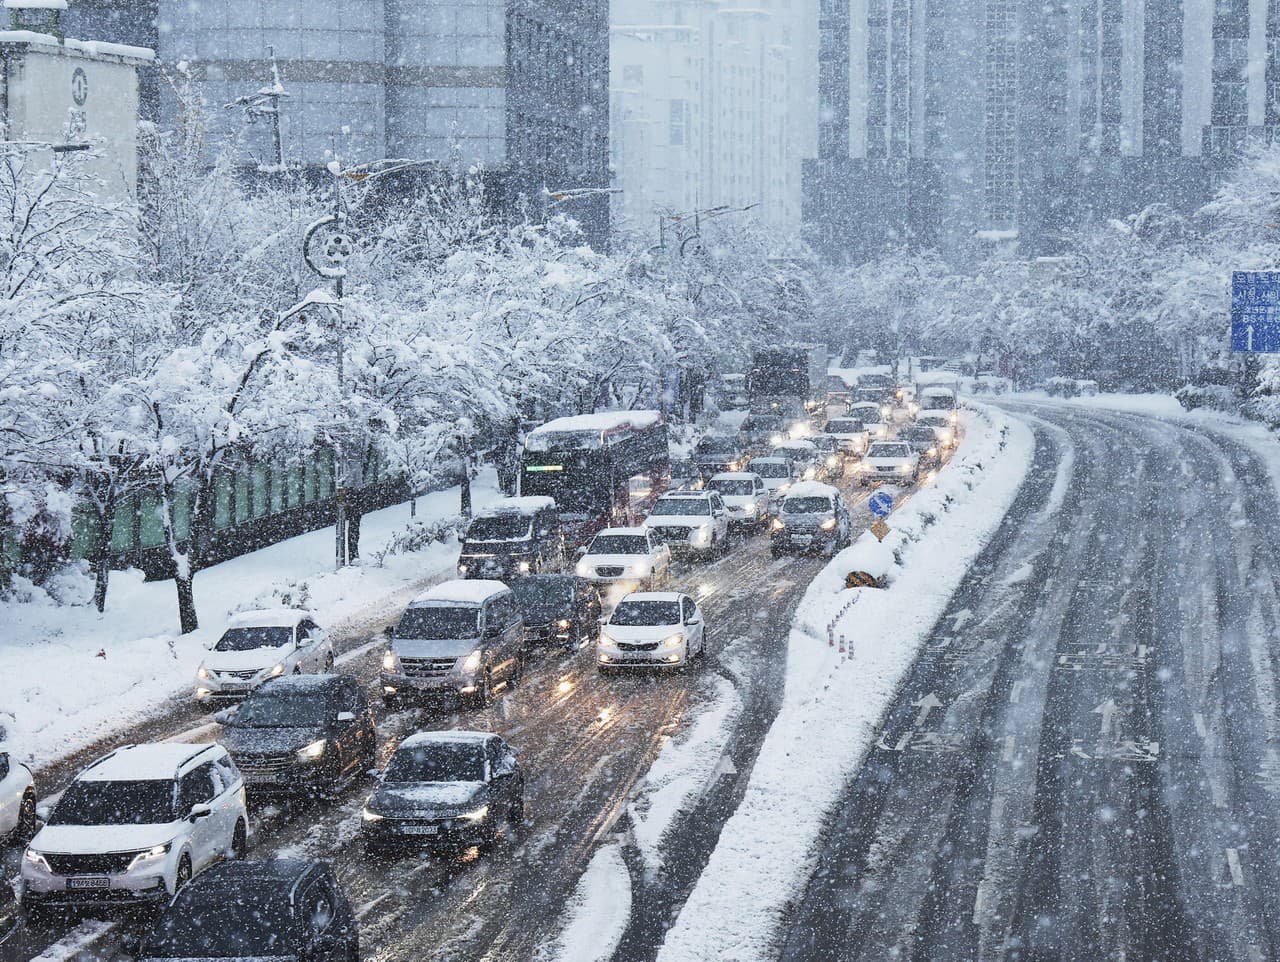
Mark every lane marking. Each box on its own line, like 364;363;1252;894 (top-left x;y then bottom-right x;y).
1002;736;1016;763
1209;776;1228;809
1227;847;1245;887
1193;712;1207;739
1009;681;1023;704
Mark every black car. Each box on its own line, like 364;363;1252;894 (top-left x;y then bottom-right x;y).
693;434;746;477
138;860;358;962
361;731;524;853
509;575;602;648
904;424;943;467
457;497;565;580
739;413;785;449
218;675;377;801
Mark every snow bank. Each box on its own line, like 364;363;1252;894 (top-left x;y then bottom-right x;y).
545;843;632;962
655;405;1035;962
0;471;502;768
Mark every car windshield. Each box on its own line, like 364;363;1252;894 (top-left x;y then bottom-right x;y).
232;691;338;728
51;779;174;826
396;605;480;640
144;891;295;957
850;407;883;422
696;437;739;455
752;461;791;478
783;496;833;515
385;742;486;782
611;600;681;625
214;626;292;652
466;514;532;541
870;444;911;458
908;428;937;441
826;420;863;433
651;499;711;516
709;479;754;496
510;578;573;608
590;535;649;554
775;447;812;460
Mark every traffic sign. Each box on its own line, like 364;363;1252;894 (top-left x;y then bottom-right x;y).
1231;271;1280;353
868;491;894;518
870;519;890;542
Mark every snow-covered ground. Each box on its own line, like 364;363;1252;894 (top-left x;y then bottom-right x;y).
0;472;503;769
654;404;1036;961
542;843;632;962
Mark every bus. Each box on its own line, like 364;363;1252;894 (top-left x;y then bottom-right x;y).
520;411;670;544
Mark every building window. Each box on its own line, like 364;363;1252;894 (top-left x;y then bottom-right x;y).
623;64;643;84
670;99;688;145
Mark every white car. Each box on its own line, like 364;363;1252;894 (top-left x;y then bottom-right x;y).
822;417;870;457
847;402;891;439
915;412;957;448
576;527;672;590
597;592;707;673
771;440;821;480
21;743;249;920
747;456;801;507
644;491;731;558
706;472;770;532
195;608;333;710
859;440;921;486
0;748;35;844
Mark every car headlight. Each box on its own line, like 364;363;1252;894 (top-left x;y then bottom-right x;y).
692;525;711;545
880;406;892;418
268;662;286;677
927;447;937;457
743;503;756;515
820;518;837;531
382;649;398;672
556;618;572;629
599;631;616;647
949;412;959;424
462;650;483;673
23;848;50;873
196;687;212;698
361;806;386;822
518;561;531;573
770;433;784;446
778;483;790;495
804;467;816;480
771;518;785;531
631;560;652;576
898;463;911;473
197;666;210;681
459;805;490;822
826;455;839;468
661;633;685;649
297;739;327;761
458;564;468;575
128;843;171;871
576;559;592;576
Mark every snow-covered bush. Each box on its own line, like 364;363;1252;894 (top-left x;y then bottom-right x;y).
370;516;466;567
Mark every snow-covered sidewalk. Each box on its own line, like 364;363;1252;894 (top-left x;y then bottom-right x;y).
0;471;503;769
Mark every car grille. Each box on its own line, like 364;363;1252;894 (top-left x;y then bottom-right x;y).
618;641;659;652
219;669;259;681
235;752;294;780
649;526;692;543
44;852;138;875
596;566;624;578
400;656;457;678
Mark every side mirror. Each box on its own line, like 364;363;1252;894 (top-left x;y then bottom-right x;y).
335;711;356;724
213;707;237;726
202;638;217;651
189;803;213;822
686;616;702;626
577;546;589;557
382;625;394;638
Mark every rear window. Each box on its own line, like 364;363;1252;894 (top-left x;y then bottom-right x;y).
610;600;681;626
590;534;649;554
709;479;754;496
825;420;863;433
651;498;711;517
696;437;739;455
751;461;791;478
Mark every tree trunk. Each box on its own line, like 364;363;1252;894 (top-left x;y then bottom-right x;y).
459;445;473;518
90;489;114;614
175;571;198;634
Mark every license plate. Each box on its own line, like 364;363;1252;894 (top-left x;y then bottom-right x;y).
221;682;250;693
67;876;110;890
793;535;812;545
400;824;439;835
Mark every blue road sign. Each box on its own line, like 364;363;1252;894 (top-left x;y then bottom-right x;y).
869;491;894;518
1232;271;1280;353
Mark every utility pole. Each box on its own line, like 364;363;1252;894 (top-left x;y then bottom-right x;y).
227;46;288;170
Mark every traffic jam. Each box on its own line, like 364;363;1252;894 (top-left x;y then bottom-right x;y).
0;349;963;961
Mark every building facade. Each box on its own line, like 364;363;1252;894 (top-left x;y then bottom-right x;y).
805;0;1253;264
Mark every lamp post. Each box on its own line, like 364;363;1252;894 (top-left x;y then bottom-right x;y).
226;47;288;170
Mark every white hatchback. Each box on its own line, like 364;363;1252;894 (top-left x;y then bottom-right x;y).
597;592;707;673
576;528;673;591
195;608;333;709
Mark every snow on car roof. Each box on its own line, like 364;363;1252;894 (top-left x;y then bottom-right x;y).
749;456;789;465
398;730;493;750
413;580;509;606
475;496;556;517
594;526;649;537
709;472;760;481
775;440;817;450
81;743;219;782
258;674;345;694
784;480;839;498
659;490;712;498
527;410;662;440
618;591;685;603
226;607;314;629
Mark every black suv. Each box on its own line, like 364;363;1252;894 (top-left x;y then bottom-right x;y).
693;434;745;478
361;731;524;854
138;860;358;962
457;497;565;580
218;675;377;801
509;575;602;648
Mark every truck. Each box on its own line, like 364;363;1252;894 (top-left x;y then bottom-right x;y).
747;345;828;416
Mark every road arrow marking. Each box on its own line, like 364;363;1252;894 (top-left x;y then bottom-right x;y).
1093;698;1118;738
1227;847;1245;887
913;692;943;727
1002;736;1016;762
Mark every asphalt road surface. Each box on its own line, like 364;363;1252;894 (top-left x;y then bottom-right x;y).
781;400;1280;962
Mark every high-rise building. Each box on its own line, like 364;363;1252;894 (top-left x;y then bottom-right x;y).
804;0;1252;264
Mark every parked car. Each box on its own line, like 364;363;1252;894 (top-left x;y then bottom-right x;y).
574;527;673;592
915;412;956;448
597;592;707;674
747;456;801;507
706;472;770;532
20;743;249;922
822;417;870;457
858;440;921;486
137;860;358;962
195;609;333;710
770;482;853;557
846;401;891;439
903;424;943;468
692;434;747;478
739;413;786;450
361;731;524;853
509;574;602;649
219;675;376;801
0;747;36;844
456;496;565;580
771;439;821;480
644;491;731;558
381;581;525;710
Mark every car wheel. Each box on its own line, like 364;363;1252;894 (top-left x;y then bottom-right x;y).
323;652;335;673
174;854;193;894
230;819;248;859
770;545;783;558
292;665;302;676
16;788;37;840
383;693;404;712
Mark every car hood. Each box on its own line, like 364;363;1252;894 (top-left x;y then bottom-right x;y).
221;725;322;754
32;821;182;855
371;780;488;817
602;623;680;643
719;495;756;509
391;638;479;659
581;553;652;569
866;456;913;467
140;957;297;962
519;602;573;623
201;647;289;673
460;541;533;557
645;517;708;530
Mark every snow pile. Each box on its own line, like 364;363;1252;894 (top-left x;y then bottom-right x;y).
655;405;1035;962
544;843;632;962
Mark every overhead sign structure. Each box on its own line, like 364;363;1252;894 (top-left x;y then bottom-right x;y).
1231;271;1280;353
868;491;894;518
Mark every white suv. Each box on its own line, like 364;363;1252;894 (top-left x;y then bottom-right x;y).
195;608;333;709
859;440;921;486
644;491;731;558
21;744;249;920
0;747;36;843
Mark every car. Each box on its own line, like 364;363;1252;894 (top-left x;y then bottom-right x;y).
0;747;36;844
858;440;921;486
509;574;602;649
692;434;747;477
770;482;853;557
195;608;333;710
739;413;787;450
771;439;821;480
20;743;249;921
456;496;565;580
705;472;770;532
822;417;870;457
361;731;524;853
381;581;525;710
825;373;852;406
596;592;707;673
644;491;731;558
852;373;895;405
137;860;358;962
903;424;943;467
218;675;377;801
574;527;672;591
810;435;846;480
917;385;959;421
846;401;891;439
747;456;801;507
915;412;956;448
